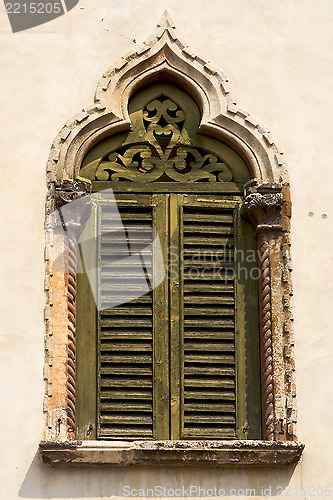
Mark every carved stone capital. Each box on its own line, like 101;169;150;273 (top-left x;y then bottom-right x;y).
50;180;92;239
54;180;91;209
241;192;283;234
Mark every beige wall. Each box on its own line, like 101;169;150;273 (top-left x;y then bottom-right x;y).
1;0;333;498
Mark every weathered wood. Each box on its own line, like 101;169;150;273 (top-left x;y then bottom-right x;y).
169;194;183;439
100;390;153;400
93;181;245;194
235;209;261;440
76;190;261;442
96;196;156;439
152;194;170;439
184;403;235;412
75;206;98;440
100;342;152;352
184;415;236;424
100;379;152;388
184;342;235;352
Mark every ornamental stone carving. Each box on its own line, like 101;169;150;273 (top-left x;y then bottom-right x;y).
50;180;92;238
241;190;284;232
54;180;91;208
79;96;233;183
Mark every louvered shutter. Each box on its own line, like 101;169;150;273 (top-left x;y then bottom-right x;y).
97;194;169;440
182;203;237;438
169;195;239;439
76;192;260;441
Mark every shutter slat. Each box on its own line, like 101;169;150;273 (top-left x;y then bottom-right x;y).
103;272;151;281
184;319;234;327
100;390;152;400
100;294;152;304
100;330;152;339
183;213;233;223
184;330;234;340
100;415;152;424
101;235;153;244
101;318;153;327
184;415;236;424
100;378;152;388
184;236;233;245
101;248;152;256
184;283;234;292
100;428;153;437
183;271;234;280
183;428;235;438
185;354;235;364
100;342;152;352
184;296;234;304
100;403;152;411
185;390;236;400
184;403;235;412
183;262;235;269
100;284;151;292
184;366;235;376
101;307;152;316
184;307;235;316
100;354;153;363
184;342;234;352
183;249;234;258
101;366;153;375
184;378;235;389
102;213;152;221
184;224;234;234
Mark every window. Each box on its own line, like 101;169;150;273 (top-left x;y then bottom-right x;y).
40;14;303;466
75;84;261;442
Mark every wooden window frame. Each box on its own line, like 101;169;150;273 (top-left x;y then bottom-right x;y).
40;13;304;466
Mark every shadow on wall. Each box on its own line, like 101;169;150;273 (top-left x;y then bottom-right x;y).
19;452;298;498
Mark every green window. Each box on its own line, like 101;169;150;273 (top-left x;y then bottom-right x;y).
76;84;261;441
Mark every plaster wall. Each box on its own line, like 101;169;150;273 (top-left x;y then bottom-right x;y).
0;1;332;498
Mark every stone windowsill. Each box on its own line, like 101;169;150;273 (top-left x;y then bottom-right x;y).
40;440;304;466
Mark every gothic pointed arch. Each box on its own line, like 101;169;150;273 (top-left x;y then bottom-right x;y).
46;11;286;187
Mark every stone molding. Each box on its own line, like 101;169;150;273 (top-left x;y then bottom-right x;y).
40;440;304;467
42;12;302;464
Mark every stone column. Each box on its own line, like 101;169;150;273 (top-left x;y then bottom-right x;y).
44;180;91;441
242;188;284;441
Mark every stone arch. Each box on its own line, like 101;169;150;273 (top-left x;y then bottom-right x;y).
46;12;286;188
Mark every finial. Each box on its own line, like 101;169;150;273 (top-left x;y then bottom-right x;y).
157;10;176;29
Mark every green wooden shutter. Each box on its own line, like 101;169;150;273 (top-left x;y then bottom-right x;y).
76;192;260;441
169;195;238;439
97;194;169;440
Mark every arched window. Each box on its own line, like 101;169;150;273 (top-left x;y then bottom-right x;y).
75;83;261;441
40;13;303;466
